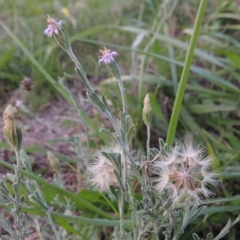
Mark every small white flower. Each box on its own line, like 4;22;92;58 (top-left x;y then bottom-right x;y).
44;15;65;37
98;47;118;64
152;143;218;205
87;144;128;192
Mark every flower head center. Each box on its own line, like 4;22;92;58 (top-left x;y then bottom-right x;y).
46;15;57;27
169;169;201;191
99;46;111;56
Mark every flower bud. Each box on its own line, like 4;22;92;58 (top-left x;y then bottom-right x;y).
47;151;60;174
3;105;22;151
142;94;152;126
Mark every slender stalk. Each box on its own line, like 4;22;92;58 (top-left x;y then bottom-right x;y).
14;150;24;240
15;150;21;178
127;180;138;239
147;124;159;240
117;74;128;240
66;47;95;94
117;77;126;114
119;190;125;239
146;125;151;161
119;152;127;239
137;123;160;239
166;0;208;146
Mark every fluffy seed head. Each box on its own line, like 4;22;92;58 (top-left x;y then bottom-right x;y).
87;144;128;192
152;143;218;205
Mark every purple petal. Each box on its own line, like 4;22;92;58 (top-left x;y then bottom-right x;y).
111;51;118;56
58;20;65;26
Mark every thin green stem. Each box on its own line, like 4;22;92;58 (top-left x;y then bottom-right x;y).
146;125;151;161
119;151;127;239
146;125;159;239
127;180;138;239
116;75;129;240
15;150;21;181
67;47;95;93
14;150;24;240
166;0;208;146
118;77;126;114
119;190;125;239
118;84;127;240
116;74;128;239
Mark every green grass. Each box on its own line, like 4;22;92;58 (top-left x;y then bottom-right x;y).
1;0;240;239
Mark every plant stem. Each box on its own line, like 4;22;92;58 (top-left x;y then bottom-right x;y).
14;150;24;240
117;76;126;114
127;180;138;239
15;150;21;183
147;125;159;240
166;0;208;146
119;190;125;239
146;125;151;161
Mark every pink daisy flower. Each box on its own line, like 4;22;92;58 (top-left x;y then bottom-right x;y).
44;16;65;37
98;47;118;64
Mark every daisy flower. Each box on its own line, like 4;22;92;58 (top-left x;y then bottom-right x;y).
98;46;118;64
44;15;65;37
